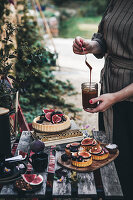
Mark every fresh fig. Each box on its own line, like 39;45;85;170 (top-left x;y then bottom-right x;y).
78;151;91;158
81;137;94;146
43;109;55;114
30;174;43;185
22;174;37;184
52;114;62;124
45;112;52;122
22;174;43;185
61;154;69;162
30;139;45;153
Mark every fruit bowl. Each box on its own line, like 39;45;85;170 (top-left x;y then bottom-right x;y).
32;115;71;133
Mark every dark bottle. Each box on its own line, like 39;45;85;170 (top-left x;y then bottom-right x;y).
0;108;11;158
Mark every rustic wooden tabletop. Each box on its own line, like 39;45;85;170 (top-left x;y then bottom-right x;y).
0;121;123;199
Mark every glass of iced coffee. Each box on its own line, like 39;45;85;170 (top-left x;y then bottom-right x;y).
81;82;98;111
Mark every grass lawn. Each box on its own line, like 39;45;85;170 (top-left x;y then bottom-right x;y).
59;16;102;39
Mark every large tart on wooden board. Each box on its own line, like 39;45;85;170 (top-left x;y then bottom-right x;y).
32;109;71;133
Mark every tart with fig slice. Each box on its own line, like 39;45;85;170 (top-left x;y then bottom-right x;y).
81;137;97;151
32;109;71;132
71;151;92;167
89;144;109;160
65;142;80;157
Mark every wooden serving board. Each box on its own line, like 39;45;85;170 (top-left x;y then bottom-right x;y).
58;149;119;172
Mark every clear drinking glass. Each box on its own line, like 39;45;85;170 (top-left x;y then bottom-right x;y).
81;82;98;111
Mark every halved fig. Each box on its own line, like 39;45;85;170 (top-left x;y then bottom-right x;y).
52;114;62;123
70;143;80;147
78;151;91;159
21;174;37;184
30;174;43;186
45;112;52;122
43;109;55;114
81;137;94;146
89;145;102;155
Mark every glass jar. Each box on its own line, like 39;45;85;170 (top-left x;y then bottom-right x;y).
81;82;98;110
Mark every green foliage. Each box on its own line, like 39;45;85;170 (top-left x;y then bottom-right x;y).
15;0;77;123
88;0;108;15
59;16;101;38
0;21;17;110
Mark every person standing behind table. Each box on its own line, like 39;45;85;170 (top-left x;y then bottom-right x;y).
73;0;133;199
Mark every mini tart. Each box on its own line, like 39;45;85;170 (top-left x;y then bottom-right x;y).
32;115;70;132
71;152;92;167
65;144;71;157
81;137;97;151
89;146;109;160
70;142;80;152
65;142;80;157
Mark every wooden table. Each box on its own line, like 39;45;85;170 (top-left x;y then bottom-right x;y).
0;121;123;199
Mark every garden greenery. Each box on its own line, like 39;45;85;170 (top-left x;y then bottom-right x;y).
0;0;79;123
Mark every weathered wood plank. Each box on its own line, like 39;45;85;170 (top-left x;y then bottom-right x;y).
100;162;123;198
15;131;32;155
53;151;71;197
77;172;97;197
93;131;123;199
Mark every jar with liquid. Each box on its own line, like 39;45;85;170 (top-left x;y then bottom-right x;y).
81;82;98;110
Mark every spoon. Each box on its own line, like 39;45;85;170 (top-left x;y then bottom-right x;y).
83;50;92;85
84;54;92;71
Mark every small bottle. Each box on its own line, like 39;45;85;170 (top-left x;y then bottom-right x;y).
81;82;98;110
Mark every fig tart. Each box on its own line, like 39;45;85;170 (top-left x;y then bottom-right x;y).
71;151;92;167
32;109;71;133
65;142;81;157
89;144;109;160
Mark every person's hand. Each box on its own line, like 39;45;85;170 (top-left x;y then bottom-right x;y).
73;36;94;55
73;36;101;55
85;93;116;113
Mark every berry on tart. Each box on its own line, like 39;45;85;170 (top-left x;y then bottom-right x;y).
81;137;97;151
